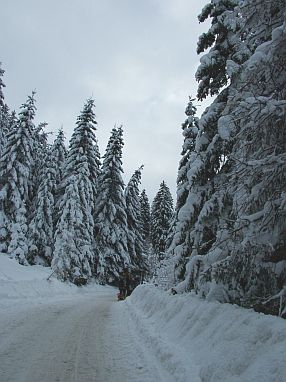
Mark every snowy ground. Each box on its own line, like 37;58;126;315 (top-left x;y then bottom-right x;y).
1;255;286;382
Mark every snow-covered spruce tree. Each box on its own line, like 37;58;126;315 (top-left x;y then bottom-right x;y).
169;0;248;287
194;0;286;313
140;189;151;249
64;98;100;206
151;181;174;259
52;101;98;283
52;171;93;284
0;63;11;156
159;100;199;288
176;97;199;213
125;166;148;279
33;122;49;174
27;148;56;265
196;0;250;100
29;121;49;217
0;93;36;263
169;89;228;285
0;63;5;108
51;128;67;188
94;126;130;283
176;0;286;316
0;63;6;150
169;0;254;289
51;128;68;229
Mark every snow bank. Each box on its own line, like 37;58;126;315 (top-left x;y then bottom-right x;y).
127;284;286;382
0;255;106;303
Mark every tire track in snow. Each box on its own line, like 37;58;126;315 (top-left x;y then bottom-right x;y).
0;288;176;382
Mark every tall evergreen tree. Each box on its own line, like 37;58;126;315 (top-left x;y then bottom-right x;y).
176;97;199;212
52;101;97;282
196;0;249;100
0;63;5;108
52;171;93;284
51;128;68;229
170;0;286;317
51;128;67;188
140;189;151;247
195;0;286;311
0;63;10;154
125;166;147;277
64;98;100;205
30;121;49;218
169;0;246;284
151;181;174;259
94;126;130;282
0;93;36;263
28;148;56;265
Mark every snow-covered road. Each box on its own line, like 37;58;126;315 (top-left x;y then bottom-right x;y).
1;256;285;382
0;288;175;382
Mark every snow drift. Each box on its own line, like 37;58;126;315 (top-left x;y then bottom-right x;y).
127;284;286;382
1;255;285;382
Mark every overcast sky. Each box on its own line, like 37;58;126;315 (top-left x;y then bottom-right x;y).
1;0;210;202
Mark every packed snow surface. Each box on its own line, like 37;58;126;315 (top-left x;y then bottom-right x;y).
1;255;286;382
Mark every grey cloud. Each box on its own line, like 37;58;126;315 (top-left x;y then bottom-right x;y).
1;0;210;201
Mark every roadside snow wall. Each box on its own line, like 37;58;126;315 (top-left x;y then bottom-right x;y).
127;284;286;382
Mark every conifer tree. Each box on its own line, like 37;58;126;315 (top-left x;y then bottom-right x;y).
51;128;67;188
0;63;10;154
0;93;36;263
125;166;147;277
28;148;56;265
64;98;100;205
140;189;151;247
52;172;93;284
52;101;97;283
176;97;199;212
94;126;130;282
51;129;68;228
0;63;5;108
169;0;246;285
30;121;49;217
196;0;286;311
171;0;286;317
196;0;249;100
151;181;174;259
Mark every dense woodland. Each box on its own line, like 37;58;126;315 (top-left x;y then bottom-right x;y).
0;0;285;317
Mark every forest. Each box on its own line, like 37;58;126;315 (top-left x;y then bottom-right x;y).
0;0;285;318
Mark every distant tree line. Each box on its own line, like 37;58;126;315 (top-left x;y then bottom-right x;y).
0;72;175;286
2;0;284;318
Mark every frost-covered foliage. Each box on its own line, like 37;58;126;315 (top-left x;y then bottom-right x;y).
151;181;174;259
176;97;199;212
168;91;228;282
0;63;10;152
169;0;286;316
64;98;100;205
30;121;49;219
241;0;286;49
51;129;68;229
52;101;98;283
0;62;5;108
196;0;250;100
51;128;67;188
52;175;93;284
28;148;56;266
140;189;151;249
0;93;36;263
0;69;156;286
125;166;148;276
94;126;130;283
